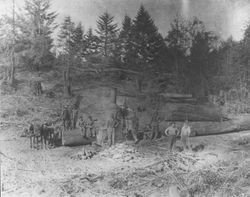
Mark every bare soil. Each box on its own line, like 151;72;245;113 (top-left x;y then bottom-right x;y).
1;72;250;197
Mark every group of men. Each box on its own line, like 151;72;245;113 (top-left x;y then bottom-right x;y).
165;121;191;151
62;105;97;138
61;104;191;150
78;115;97;138
62;105;79;130
105;108;139;147
128;109;192;151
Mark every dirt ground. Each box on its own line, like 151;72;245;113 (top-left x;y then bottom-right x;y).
1;123;250;197
1;73;250;197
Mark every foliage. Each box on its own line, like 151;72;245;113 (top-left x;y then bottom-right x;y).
1;1;250;99
21;0;57;71
96;12;119;58
119;15;135;66
165;16;220;98
72;22;84;61
83;28;100;61
132;5;166;69
57;16;75;55
57;16;76;97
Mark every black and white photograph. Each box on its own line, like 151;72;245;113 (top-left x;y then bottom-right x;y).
0;0;250;196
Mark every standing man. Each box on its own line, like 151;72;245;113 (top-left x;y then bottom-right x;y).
107;113;119;146
151;110;161;140
181;120;191;150
86;115;93;137
165;122;180;151
86;115;97;137
78;116;87;137
62;106;70;130
71;106;78;129
131;111;139;143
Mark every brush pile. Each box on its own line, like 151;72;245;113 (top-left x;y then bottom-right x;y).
71;146;98;160
99;143;144;162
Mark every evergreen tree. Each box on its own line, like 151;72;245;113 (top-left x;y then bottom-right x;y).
119;15;135;66
240;24;250;77
57;16;75;97
23;0;57;71
187;19;219;99
96;12;119;58
83;28;100;57
132;5;165;69
58;16;75;55
72;22;84;60
166;16;191;76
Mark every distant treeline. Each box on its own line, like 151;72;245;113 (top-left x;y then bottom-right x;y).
0;0;250;99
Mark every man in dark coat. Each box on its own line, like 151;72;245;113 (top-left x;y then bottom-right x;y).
131;112;139;143
107;113;119;146
71;107;78;129
151;110;161;140
62;106;70;130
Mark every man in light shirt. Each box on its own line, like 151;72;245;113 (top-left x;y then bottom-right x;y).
165;122;180;151
181;120;191;150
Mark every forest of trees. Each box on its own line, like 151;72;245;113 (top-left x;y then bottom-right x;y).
1;0;250;101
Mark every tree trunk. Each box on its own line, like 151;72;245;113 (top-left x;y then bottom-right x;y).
7;50;15;86
10;0;15;87
63;67;71;97
67;95;82;112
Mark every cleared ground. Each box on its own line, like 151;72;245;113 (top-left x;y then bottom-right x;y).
1;72;250;197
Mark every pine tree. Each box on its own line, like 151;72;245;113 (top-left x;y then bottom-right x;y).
0;0;31;84
240;23;250;78
58;16;75;97
96;12;119;58
187;19;219;99
58;16;75;55
23;0;57;71
119;15;135;66
72;22;84;59
165;16;192;86
132;5;165;68
83;28;100;57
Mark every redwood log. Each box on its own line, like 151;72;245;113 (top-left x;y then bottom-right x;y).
161;115;250;136
163;103;224;122
62;128;93;146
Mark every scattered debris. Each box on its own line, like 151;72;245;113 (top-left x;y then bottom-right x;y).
70;146;97;160
99;143;144;162
109;177;128;189
192;144;205;152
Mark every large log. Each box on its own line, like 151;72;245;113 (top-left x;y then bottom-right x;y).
161;115;250;136
162;103;225;122
62;128;93;146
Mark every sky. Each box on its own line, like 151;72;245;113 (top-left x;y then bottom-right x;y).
0;0;250;41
